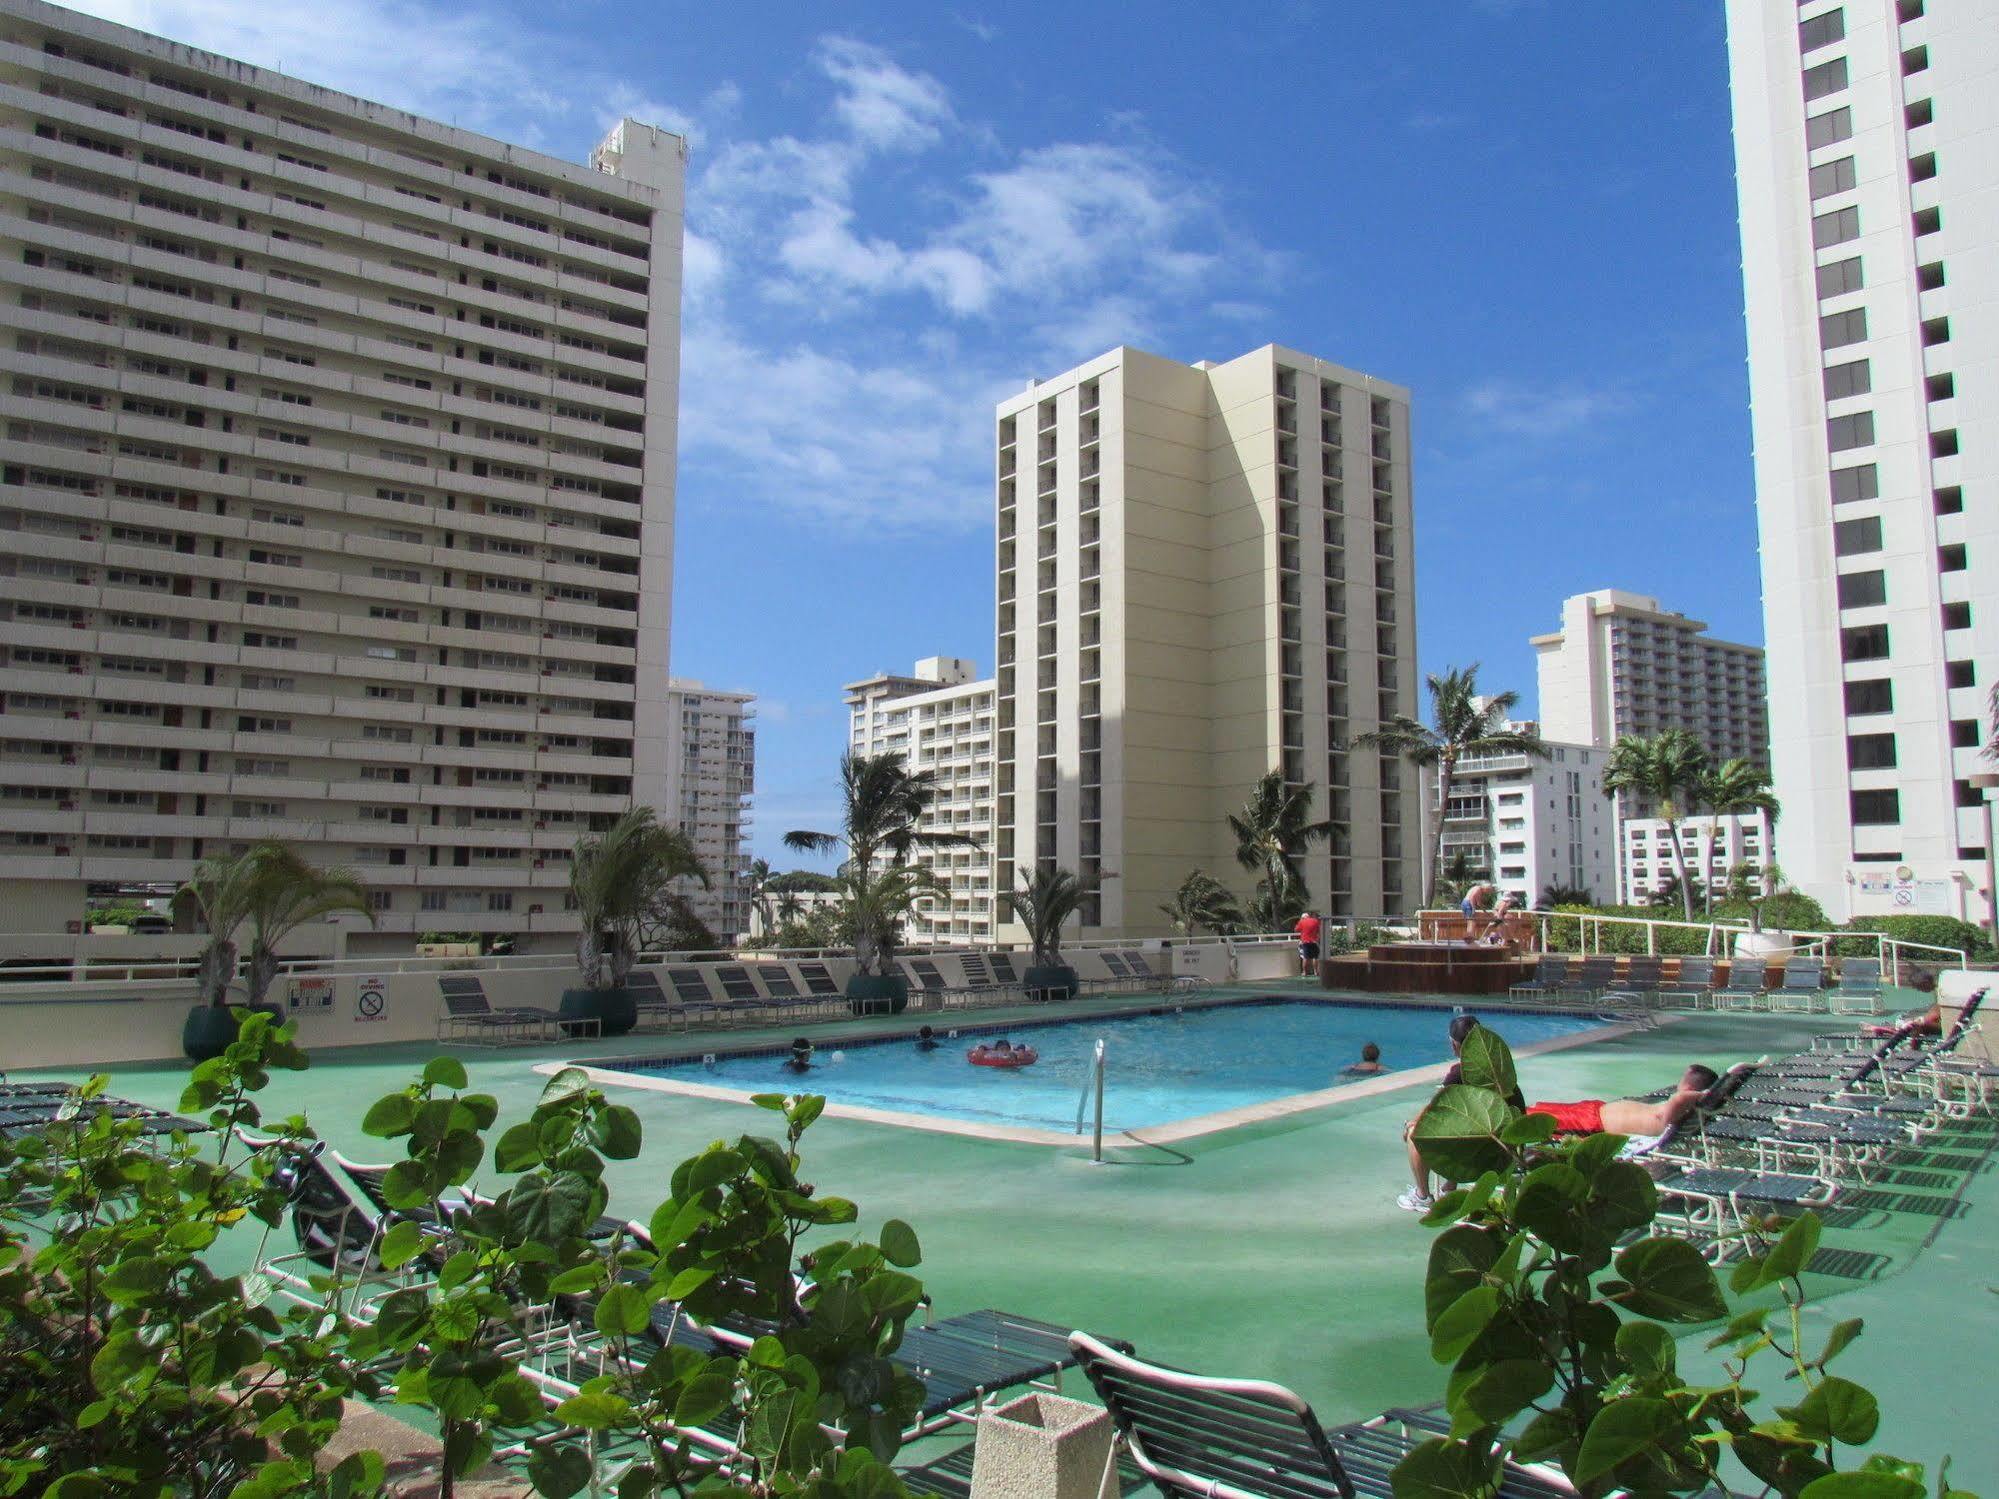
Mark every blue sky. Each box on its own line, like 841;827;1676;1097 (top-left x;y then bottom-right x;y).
89;1;1763;870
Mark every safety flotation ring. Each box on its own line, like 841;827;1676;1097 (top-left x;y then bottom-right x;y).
967;1045;1037;1068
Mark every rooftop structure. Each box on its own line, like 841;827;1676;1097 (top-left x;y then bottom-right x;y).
1726;0;1996;920
0;0;685;952
664;679;754;942
844;656;995;943
994;344;1419;935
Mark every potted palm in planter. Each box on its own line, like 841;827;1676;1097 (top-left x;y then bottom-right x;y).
785;752;979;1015
174;842;373;1061
1001;865;1094;1003
566;806;707;1037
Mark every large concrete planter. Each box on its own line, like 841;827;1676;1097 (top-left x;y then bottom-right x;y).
180;1002;284;1061
846;972;909;1016
970;1392;1118;1499
1023;964;1079;1003
560;985;634;1037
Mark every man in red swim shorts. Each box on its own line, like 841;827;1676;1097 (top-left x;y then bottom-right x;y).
1528;1064;1719;1137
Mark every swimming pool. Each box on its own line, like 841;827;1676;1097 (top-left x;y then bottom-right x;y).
595;999;1611;1136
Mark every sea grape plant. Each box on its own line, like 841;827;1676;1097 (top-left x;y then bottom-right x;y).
1396;1025;1977;1499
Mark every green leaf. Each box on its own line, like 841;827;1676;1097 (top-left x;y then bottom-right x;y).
648;1194;711;1252
494;1122;544;1174
1799;1475;1926;1499
1424;1225;1502;1327
1455;1358;1553;1426
1782;1376;1880;1447
423;1056;470;1090
1589;1161;1659;1234
1514;1163;1592;1252
1389;1436;1502;1499
547;1264;603;1296
555;1390;633;1429
1574;1397;1679;1483
593;1104;644;1161
505;1172;594;1242
788;1094;826;1130
1411;1086;1517;1183
736;1133;798;1190
1819;1317;1864;1367
1612;1237;1728;1323
361;1093;417;1138
680;1146;746;1197
527;1442;594;1499
673;1365;737;1428
1429;1285;1501;1365
538;1067;593;1107
1500;1110;1556;1146
89;1330;153;1392
1615;1320;1677;1379
1762;1212;1823;1288
1510;1407;1578;1465
594;1282;653;1337
379;1220;426;1272
1455;1026;1517;1102
1707;1306;1772;1351
879;1218;921;1268
664;1265;716;1302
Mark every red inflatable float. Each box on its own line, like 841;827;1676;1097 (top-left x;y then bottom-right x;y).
967;1043;1037;1068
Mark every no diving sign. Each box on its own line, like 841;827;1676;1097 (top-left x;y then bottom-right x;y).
356;977;388;1023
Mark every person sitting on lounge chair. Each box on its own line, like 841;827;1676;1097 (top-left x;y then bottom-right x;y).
1344;1042;1386;1076
1527;1064;1719;1137
1399;1015;1525;1212
1861;970;1941;1041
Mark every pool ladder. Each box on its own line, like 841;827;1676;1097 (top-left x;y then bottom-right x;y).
1074;1038;1106;1162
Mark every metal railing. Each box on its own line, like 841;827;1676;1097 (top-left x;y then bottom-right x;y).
1075;1038;1107;1162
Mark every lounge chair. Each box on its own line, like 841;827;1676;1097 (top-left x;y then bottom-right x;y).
948;953;1021;1009
897;959;954;1013
665;967;743;1026
1773;958;1825;1014
1713;961;1769;1011
1119;950;1169;992
795;963;845;1016
1507;955;1569;1000
1649;1163;1841;1259
756;965;814;1019
1657;956;1718;1011
1070;1333;1574;1499
630;968;695;1031
1608;955;1665;998
1828;958;1884;1016
436;975;583;1045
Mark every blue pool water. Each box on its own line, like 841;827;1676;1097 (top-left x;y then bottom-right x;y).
618;1000;1606;1133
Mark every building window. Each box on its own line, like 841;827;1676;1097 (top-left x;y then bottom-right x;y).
1850;788;1900;825
1830;464;1878;504
1812;206;1861;249
1822;359;1869;400
1847;733;1897;770
1942;601;1971;631
1945;660;1975;689
1833;515;1881;556
1951;719;1981;748
1802;57;1849;101
1839;624;1889;662
1843;678;1893;715
1808;157;1857;199
1806;106;1853;148
1815;257;1864;299
1826;412;1874;451
1835;570;1885;609
1798;9;1844;51
1938;543;1967;572
1819;306;1867;346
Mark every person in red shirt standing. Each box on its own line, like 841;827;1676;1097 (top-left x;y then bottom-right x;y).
1294;909;1322;977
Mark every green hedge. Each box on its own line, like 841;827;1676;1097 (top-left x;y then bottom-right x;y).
1543;906;1714;955
1832;915;1992;962
1710;891;1834;932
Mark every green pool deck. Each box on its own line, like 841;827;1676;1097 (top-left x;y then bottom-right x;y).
21;984;1998;1482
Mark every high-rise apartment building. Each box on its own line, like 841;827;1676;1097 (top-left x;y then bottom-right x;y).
993;344;1419;935
1621;810;1772;907
1726;0;1995;922
664;680;754;942
0;1;684;952
844;656;995;943
1426;715;1616;908
1533;590;1769;765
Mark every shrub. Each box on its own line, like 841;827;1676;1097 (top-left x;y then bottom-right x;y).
1543;906;1712;956
1401;1026;1981;1496
1833;914;1992;963
1712;890;1834;933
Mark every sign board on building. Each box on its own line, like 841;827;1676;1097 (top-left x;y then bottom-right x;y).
288;976;334;1011
356;976;388;1024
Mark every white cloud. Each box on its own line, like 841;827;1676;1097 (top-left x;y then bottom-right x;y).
816;37;953;150
1463;379;1638;438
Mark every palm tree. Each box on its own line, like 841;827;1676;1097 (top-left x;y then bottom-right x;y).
1690;758;1780;913
570;807;708;990
745;857;776;937
1227;771;1334;928
1000;866;1094;973
1538;883;1593;910
1601;729;1711;921
783;751;979;976
175;842;373;1009
1354;664;1547;909
1158;871;1244;937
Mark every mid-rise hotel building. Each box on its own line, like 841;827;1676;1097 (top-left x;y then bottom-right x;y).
1726;0;1996;921
845;656;996;943
0;0;684;952
664;680;754;942
993;345;1420;935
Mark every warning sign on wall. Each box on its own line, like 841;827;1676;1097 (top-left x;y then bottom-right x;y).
356;976;388;1023
288;977;334;1011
